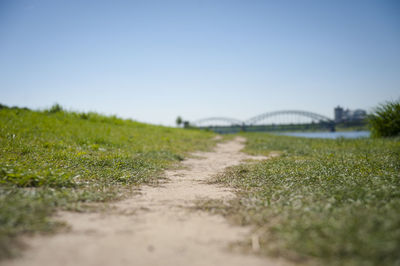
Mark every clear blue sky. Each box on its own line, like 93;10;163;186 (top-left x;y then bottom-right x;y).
1;0;399;125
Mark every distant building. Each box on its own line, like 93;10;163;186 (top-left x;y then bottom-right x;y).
334;106;367;123
334;106;344;123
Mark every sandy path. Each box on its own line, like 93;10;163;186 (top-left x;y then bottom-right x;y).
4;137;285;266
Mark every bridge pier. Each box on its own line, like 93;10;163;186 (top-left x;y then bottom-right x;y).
241;123;246;132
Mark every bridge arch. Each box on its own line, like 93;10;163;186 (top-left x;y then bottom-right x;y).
245;110;333;125
192;117;243;127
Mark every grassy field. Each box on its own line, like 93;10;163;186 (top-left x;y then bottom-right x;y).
206;133;400;266
0;106;215;259
2;105;399;265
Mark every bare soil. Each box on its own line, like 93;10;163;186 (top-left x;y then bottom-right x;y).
3;137;286;266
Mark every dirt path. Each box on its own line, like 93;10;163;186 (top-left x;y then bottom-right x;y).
4;137;285;266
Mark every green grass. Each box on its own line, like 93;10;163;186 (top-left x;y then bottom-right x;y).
369;100;400;138
208;133;400;266
0;106;215;259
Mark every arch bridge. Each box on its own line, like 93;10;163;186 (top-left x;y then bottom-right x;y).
192;117;243;127
245;110;332;125
191;110;335;133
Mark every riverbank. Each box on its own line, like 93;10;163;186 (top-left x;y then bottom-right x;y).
204;133;400;265
0;107;215;259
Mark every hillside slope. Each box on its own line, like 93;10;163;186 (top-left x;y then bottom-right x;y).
0;106;215;259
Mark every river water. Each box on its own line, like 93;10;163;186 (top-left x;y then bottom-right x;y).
277;131;370;139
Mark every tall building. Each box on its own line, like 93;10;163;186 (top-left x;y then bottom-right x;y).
334;106;344;123
334;106;367;123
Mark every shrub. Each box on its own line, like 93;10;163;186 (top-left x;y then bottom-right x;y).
369;100;400;137
48;103;63;113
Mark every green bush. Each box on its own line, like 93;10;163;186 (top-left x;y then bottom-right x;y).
369;100;400;138
48;103;63;113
